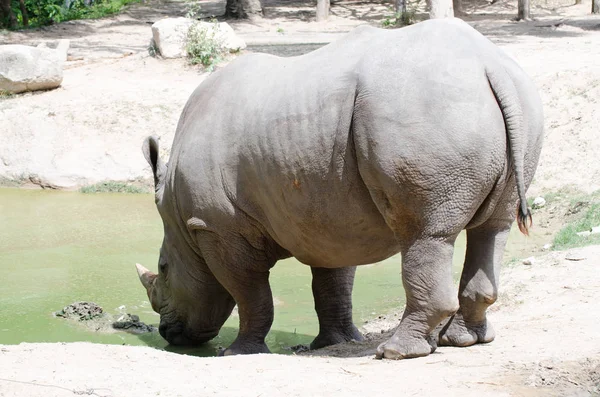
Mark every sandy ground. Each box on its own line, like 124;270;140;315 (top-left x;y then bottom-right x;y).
1;1;600;395
1;245;599;396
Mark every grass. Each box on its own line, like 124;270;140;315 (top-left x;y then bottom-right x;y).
553;201;600;250
0;90;15;99
79;181;148;194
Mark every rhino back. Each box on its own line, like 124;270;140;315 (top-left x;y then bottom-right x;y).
168;27;405;267
167;19;540;267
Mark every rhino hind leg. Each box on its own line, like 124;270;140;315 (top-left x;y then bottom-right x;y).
376;237;460;360
309;266;364;350
438;225;510;347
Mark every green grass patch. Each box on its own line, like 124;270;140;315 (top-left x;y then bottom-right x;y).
553;201;600;250
8;0;143;30
79;181;148;194
0;90;15;99
62;0;143;21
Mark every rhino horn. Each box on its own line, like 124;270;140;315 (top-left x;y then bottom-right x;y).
136;263;157;291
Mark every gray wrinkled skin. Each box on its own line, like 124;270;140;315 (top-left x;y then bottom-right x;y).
139;18;543;359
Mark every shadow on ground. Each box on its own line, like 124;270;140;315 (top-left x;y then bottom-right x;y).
133;326;316;357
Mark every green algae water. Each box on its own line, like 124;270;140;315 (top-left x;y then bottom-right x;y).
0;188;471;356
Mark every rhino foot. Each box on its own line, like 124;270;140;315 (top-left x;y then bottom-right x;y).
310;324;364;350
218;340;270;356
437;313;495;347
375;334;436;360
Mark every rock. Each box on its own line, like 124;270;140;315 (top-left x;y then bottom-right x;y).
112;314;157;334
542;243;552;251
565;251;586;261
0;44;64;94
522;256;536;266
151;17;195;59
36;40;69;62
55;302;104;321
532;196;546;209
197;21;247;52
55;40;70;62
576;226;600;237
151;18;246;59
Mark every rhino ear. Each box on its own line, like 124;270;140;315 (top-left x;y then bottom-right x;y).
142;136;167;192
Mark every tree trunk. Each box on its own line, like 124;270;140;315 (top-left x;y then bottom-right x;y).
593;0;599;14
517;0;531;20
316;0;329;21
453;0;463;15
225;0;263;19
19;0;28;27
428;0;454;18
395;0;407;14
0;0;17;29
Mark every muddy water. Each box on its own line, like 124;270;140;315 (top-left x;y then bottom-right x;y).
0;188;475;356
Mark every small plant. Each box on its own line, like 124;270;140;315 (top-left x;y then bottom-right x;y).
381;10;416;28
79;181;148;194
0;90;14;99
276;27;284;34
185;0;202;18
186;20;226;70
147;38;158;57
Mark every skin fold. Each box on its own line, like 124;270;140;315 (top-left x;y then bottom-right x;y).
136;18;544;359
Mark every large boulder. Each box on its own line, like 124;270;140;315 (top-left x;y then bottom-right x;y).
0;44;66;94
151;17;195;59
199;21;247;53
151;18;246;59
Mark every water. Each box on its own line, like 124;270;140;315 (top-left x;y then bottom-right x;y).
247;44;326;57
0;188;470;356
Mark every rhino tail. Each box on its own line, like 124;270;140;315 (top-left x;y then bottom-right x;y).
486;64;532;236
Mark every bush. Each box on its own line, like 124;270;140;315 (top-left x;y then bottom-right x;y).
186;21;226;70
2;0;142;29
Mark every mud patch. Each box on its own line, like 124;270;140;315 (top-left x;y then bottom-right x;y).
55;301;157;334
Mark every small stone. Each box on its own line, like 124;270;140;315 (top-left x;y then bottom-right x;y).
565;251;586;261
591;226;600;234
522;257;535;266
542;243;552;251
532;197;546;209
576;231;591;237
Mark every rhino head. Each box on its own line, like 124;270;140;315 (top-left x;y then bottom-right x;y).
136;136;235;346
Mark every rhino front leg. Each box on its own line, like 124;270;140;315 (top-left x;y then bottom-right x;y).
218;269;274;356
438;226;510;347
377;237;459;359
310;266;364;350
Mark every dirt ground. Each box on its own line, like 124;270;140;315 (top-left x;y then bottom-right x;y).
1;0;599;192
1;245;599;396
1;0;600;395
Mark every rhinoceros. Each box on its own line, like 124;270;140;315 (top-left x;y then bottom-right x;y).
135;18;543;359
